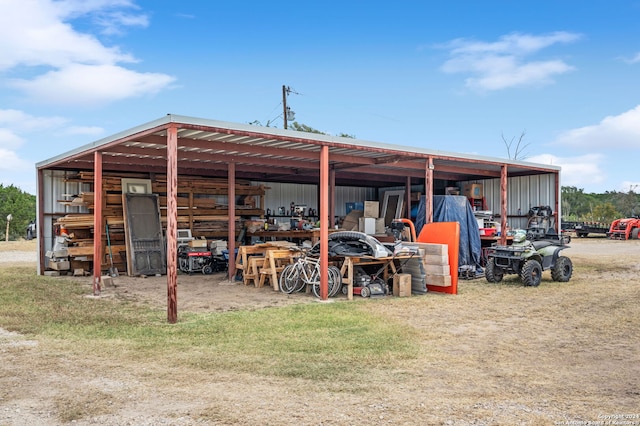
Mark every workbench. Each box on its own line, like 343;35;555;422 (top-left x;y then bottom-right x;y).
246;228;340;244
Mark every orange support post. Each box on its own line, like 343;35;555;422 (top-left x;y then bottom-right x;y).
167;124;178;323
319;146;329;300
92;151;103;296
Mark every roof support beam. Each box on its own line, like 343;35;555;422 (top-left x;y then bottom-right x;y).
167;124;179;324
133;135;378;166
426;157;434;224
319;146;329;301
92;152;103;296
228;162;236;282
499;165;508;246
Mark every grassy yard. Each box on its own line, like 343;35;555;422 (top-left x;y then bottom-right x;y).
1;238;639;425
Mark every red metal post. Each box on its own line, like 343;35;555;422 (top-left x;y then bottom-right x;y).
555;171;560;233
228;162;236;281
167;124;178;323
500;165;508;245
405;176;411;218
36;168;45;275
329;167;335;229
426;157;434;223
319;146;329;300
92;152;103;296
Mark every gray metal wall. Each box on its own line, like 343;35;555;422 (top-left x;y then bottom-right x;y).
468;174;558;230
255;181;376;218
38;170;91;272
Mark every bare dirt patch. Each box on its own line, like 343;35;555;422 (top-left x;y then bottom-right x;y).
1;237;639;425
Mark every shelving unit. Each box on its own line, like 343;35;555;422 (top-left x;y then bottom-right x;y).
54;171;266;274
468;197;487;211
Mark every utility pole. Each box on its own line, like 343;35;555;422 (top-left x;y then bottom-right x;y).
282;85;288;129
282;85;298;129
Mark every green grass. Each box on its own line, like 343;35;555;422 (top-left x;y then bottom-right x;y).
0;266;419;382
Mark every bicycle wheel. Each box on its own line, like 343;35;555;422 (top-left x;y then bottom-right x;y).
311;265;342;298
279;264;300;294
328;266;343;297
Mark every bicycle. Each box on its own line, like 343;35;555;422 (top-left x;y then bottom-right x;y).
279;247;343;297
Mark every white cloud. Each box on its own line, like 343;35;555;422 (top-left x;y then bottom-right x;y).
527;153;605;187
0;0;174;105
10;63;175;105
0;148;31;173
0;129;25;150
621;52;640;64
0;109;68;131
555;105;640;149
439;32;581;91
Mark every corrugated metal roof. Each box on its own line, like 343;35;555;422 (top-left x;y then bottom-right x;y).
37;114;560;187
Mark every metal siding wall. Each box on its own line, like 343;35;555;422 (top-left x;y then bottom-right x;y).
255;182;318;215
255;181;375;217
334;186;377;216
472;174;557;230
41;170;91;253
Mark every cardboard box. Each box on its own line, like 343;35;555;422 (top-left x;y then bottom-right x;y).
463;183;483;199
359;217;385;235
393;274;412;297
49;260;70;271
342;210;363;231
445;187;460;195
189;239;208;248
363;201;380;218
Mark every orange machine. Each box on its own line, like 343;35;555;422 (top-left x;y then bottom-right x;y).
608;218;640;240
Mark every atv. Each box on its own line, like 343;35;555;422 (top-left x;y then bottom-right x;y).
485;230;573;286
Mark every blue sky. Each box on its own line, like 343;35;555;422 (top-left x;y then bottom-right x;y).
2;0;640;195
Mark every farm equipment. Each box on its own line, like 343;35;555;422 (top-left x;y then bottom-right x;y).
485;230;572;286
178;247;227;275
607;217;640;240
571;222;610;238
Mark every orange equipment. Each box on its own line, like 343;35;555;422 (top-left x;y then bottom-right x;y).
608;217;640;240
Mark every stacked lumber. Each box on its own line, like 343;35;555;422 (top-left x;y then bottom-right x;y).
401;242;451;294
53;171;266;274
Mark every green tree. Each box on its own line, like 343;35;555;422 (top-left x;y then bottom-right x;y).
588;202;620;223
561;186;598;219
0;184;36;240
288;121;325;134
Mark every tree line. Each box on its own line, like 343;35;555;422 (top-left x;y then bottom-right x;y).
562;186;639;224
0;184;36;241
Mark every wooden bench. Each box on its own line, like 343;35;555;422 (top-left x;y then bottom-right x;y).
258;249;294;290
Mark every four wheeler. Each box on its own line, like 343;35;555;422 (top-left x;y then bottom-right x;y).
485;230;573;287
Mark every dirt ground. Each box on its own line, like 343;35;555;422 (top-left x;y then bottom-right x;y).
1;237;639;425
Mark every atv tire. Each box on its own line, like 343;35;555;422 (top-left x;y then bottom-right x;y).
551;256;573;282
521;259;542;287
484;257;504;283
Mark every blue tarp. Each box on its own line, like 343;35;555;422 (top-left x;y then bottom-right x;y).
415;195;482;270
